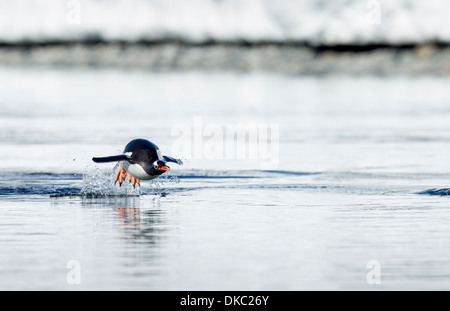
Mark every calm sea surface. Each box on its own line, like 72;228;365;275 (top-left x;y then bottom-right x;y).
1;67;450;290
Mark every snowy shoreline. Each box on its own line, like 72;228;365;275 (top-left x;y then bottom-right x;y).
0;41;448;75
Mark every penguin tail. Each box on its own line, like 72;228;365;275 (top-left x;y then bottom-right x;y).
92;154;130;163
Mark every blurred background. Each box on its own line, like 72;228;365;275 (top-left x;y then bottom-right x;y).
1;0;450;173
0;0;449;74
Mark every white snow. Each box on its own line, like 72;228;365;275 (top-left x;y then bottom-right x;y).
0;0;448;44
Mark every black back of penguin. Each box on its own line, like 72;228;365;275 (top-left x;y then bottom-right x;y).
124;139;161;166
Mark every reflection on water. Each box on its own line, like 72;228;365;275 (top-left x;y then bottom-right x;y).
2;71;450;290
1;172;450;290
115;207;140;230
111;198;169;245
81;196;168;245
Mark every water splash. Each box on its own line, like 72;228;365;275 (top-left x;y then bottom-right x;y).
79;164;181;197
80;164;140;197
140;174;180;196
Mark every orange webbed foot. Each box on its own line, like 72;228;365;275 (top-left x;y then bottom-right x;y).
127;173;140;188
114;166;128;187
131;177;140;188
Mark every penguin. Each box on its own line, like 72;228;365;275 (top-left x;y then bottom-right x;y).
92;138;183;187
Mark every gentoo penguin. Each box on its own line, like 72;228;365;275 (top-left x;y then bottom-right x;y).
92;138;183;187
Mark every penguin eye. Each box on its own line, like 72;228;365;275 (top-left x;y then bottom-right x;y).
154;165;158;169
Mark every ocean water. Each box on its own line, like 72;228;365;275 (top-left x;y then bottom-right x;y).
1;67;450;290
0;0;449;45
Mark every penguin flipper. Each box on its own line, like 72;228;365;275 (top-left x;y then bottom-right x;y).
163;155;183;165
92;154;131;163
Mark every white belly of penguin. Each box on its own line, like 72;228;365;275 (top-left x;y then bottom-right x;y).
121;161;156;180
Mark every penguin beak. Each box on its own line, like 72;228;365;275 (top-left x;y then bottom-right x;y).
158;166;170;171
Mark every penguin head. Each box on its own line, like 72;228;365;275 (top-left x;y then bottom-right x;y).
149;160;170;175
